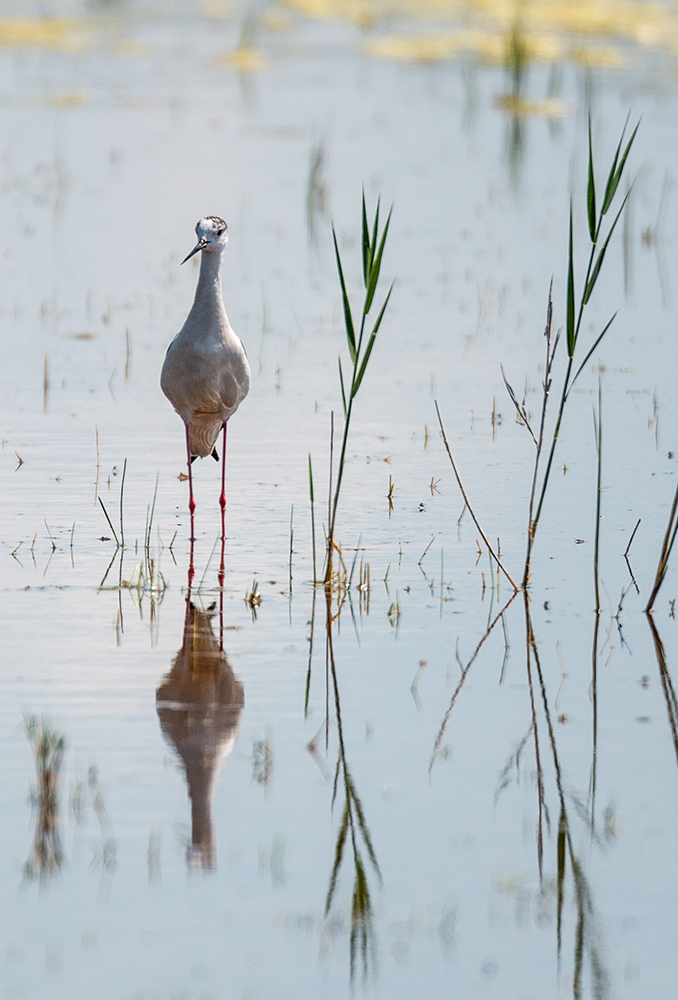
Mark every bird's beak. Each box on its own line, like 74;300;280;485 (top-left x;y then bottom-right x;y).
181;237;208;265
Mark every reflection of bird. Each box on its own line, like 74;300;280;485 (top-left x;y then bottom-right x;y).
161;216;250;542
156;601;244;870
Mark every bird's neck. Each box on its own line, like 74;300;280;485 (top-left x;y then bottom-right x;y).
190;250;226;324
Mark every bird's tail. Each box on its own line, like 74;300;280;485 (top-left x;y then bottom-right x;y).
188;419;223;459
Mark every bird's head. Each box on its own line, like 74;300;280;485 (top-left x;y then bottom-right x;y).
182;216;229;264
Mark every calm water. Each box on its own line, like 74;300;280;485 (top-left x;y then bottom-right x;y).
2;2;678;998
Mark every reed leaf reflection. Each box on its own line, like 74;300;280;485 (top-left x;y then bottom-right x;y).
23;715;66;883
304;580;382;980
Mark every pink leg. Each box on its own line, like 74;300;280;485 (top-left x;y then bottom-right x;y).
185;424;196;580
218;422;227;587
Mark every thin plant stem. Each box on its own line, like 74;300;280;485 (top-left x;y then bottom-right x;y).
288;504;294;596
593;378;603;613
308;454;317;585
521;287;558;586
119;458;127;549
434;400;519;592
645;481;678;612
98;498;120;548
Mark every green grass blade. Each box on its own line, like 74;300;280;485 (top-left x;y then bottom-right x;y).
146;472;159;551
646;482;678;611
361;189;370;285
568;313;617;395
308;454;317;585
587;115;597;242
567;203;575;358
364;205;392;315
352;282;394;397
582;249;606;307
308;452;315;503
369;198;381;282
332;226;357;364
348;533;362;589
98;497;120;547
583;188;630;305
338;355;348;418
602;117;638;214
600;113;628;214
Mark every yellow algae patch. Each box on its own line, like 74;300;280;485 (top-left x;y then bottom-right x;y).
114;39;150;58
44;91;89;107
473;0;678;52
285;0;678;59
282;0;377;27
0;18;93;51
283;0;466;16
570;44;624;68
212;46;267;69
264;9;294;31
198;0;236;19
365;33;466;61
495;94;566;116
366;29;562;65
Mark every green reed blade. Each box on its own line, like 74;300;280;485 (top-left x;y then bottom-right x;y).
583;189;631;305
369;198;381;279
146;473;159;551
98;497;120;547
332;226;357;364
364;205;392;314
361;189;370;285
307;452;315;503
338;355;348;418
602;117;638;215
568;313;617;396
306;451;318;580
646;481;678;611
587;115;597;242
567;203;575;357
348;533;362;589
352;281;394;397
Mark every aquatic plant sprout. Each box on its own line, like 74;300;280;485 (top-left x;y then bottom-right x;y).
323;192;394;584
438;115;637;591
524;114;638;585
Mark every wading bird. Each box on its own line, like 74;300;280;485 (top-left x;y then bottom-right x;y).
161;216;250;550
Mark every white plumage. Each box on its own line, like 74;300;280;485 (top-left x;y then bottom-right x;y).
161;216;250;546
161;216;250;459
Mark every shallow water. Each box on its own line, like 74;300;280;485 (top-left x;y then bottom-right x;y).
2;2;678;998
